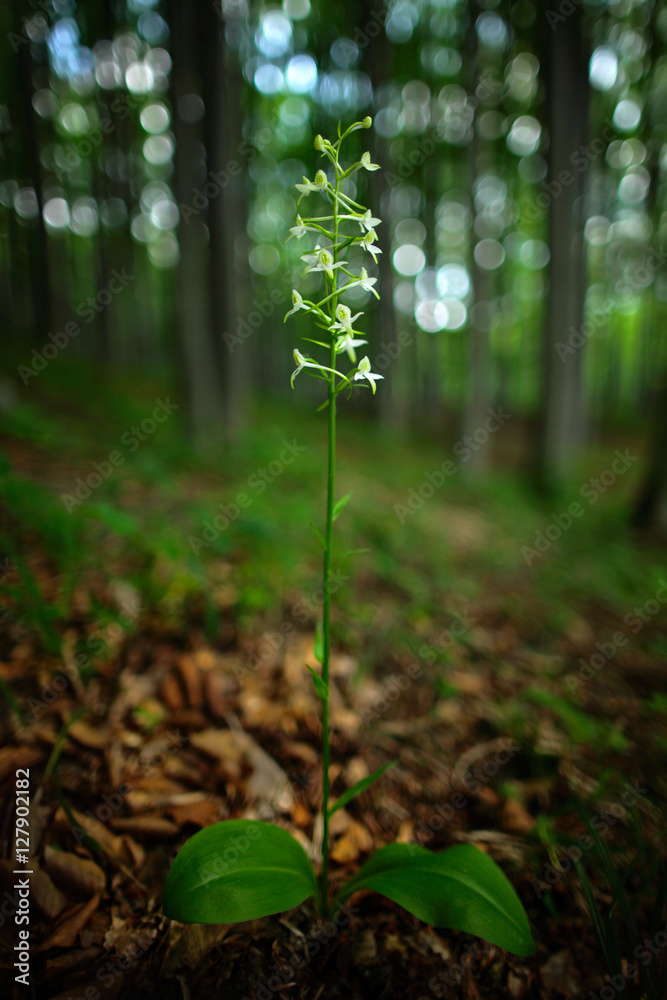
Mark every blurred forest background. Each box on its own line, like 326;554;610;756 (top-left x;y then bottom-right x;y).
1;0;666;498
1;1;667;996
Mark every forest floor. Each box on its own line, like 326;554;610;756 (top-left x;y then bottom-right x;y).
0;368;665;1000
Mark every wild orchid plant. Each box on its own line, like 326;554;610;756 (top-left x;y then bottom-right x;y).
163;120;534;960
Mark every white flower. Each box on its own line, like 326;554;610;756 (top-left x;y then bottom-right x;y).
332;303;363;336
291;348;342;388
295;170;328;195
336;333;368;363
288;215;319;240
343;267;379;299
360;230;382;263
329;305;366;362
361;152;380;171
302;247;347;281
357;267;378;294
354;356;383;394
359;209;381;232
284;290;309;320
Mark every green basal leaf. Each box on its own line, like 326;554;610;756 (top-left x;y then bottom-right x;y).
328;760;396;818
335;842;535;958
163;820;318;924
332;493;352;521
314;620;323;663
306;663;328;702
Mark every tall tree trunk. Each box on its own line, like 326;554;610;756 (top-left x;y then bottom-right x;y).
537;2;589;486
13;0;53;344
631;375;667;533
463;11;493;474
201;1;250;446
170;0;226;452
366;2;405;432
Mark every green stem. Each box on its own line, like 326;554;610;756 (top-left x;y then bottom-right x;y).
319;152;341;920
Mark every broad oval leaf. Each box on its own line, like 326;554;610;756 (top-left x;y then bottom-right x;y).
163;819;318;924
335;842;534;957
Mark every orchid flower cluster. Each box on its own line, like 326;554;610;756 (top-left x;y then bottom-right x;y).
285;117;384;397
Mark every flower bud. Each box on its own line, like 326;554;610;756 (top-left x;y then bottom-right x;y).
314;169;328;188
362;116;372;128
314;134;325;151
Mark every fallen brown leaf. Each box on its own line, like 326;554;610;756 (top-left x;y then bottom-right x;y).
331;820;373;863
43;845;106;896
29;867;68;919
38;893;101;951
53;807;127;861
502;797;536;834
167;795;226;828
177;653;203;708
69;720;112;750
161;671;185;710
109;815;180;838
45;946;104;979
0;746;42;783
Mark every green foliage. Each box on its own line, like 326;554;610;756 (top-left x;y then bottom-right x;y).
163;823;534;957
523;688;630;752
335;843;534;957
163;820;319;924
574;812;667;1000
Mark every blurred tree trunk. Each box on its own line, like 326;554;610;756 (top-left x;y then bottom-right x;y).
536;2;589;487
364;1;406;431
170;0;226;451
201;1;250;446
463;10;492;475
631;376;667;533
13;0;53;344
